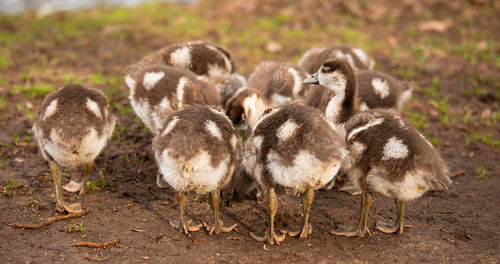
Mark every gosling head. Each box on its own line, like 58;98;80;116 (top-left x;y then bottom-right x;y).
304;59;355;94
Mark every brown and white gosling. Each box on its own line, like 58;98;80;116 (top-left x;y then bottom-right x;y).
243;103;346;244
125;41;245;106
153;105;239;235
356;70;412;112
225;61;308;130
303;59;412;192
32;85;116;213
331;109;451;237
126;64;219;134
299;44;375;74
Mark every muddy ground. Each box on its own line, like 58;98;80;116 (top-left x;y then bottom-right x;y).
0;0;499;263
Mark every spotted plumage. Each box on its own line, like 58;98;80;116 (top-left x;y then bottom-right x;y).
248;61;309;104
153;105;239;235
344;109;449;196
331;109;451;237
125;41;243;104
225;61;309;129
356;70;412;111
303;59;413;132
32;85;116;213
299;44;375;74
244;102;346;244
303;59;413;191
126;64;219;133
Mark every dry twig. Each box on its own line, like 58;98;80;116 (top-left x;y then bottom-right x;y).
74;240;120;249
10;208;91;229
450;170;466;178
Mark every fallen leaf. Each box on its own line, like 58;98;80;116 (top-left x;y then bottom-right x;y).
265;41;282;53
418;20;452;32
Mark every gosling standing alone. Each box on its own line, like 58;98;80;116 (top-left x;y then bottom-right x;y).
153;105;239;235
32;85;116;213
331;109;451;237
243;103;346;244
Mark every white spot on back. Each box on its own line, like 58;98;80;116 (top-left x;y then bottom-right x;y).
86;98;102;119
347;117;384;141
276;119;299;142
351;48;369;66
397;87;413;110
162;116;179;136
371;78;390;99
205;120;223;141
43;99;58;120
359;102;369;111
170;46;192;68
382;136;409;160
332;50;355;69
176;77;188;109
159;97;172;110
143;72;165;90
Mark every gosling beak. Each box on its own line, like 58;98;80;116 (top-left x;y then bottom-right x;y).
303;72;319;84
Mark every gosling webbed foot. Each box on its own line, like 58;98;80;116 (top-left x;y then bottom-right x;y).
331;225;370;238
56;202;83;213
375;220;410;234
170;219;203;235
339;183;362;196
205;219;237;235
63;180;90;195
250;228;286;245
63;180;83;193
281;223;312;238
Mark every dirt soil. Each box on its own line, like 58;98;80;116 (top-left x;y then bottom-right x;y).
0;0;499;263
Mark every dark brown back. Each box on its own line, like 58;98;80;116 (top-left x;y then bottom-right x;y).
35;85;112;141
356;70;411;110
132;65;218;108
153;105;240;188
345;109;450;190
300;44;373;74
126;41;235;79
248;62;307;101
